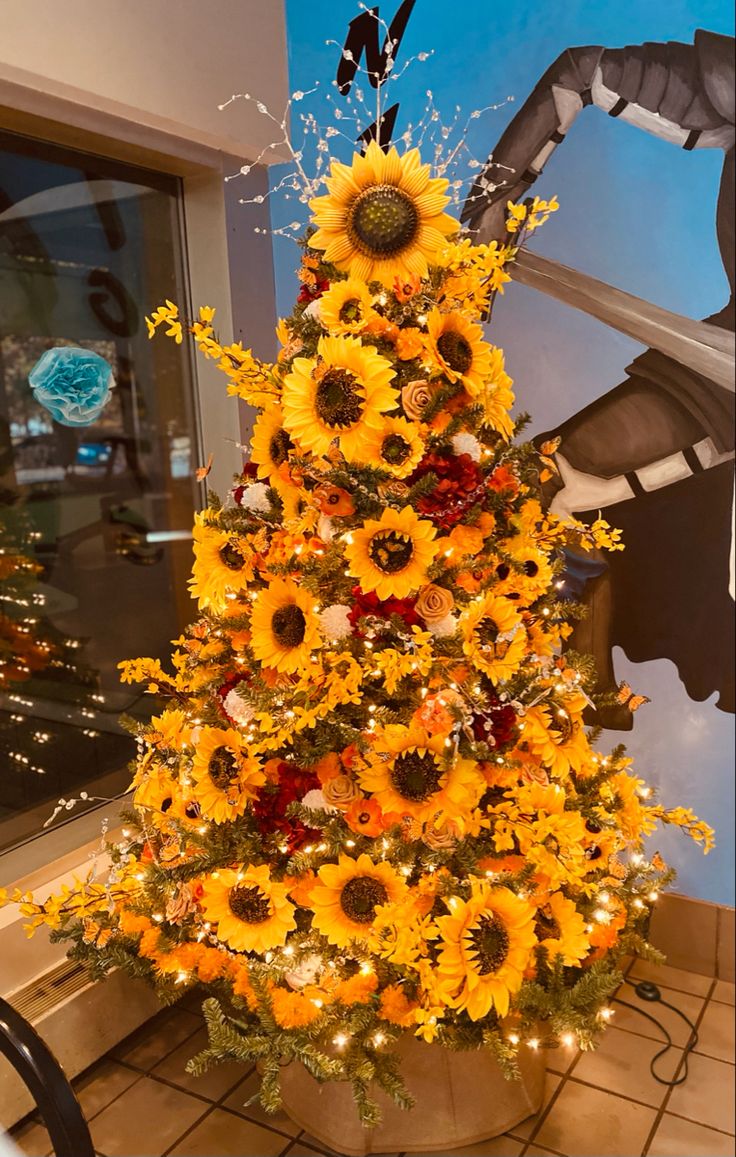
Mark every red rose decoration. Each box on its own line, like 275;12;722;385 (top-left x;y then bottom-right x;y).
471;696;518;748
252;761;322;852
408;453;484;528
348;586;421;630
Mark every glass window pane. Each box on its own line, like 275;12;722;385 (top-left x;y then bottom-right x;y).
0;130;200;853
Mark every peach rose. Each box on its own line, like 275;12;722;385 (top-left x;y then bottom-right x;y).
402;379;435;421
322;773;361;810
415;583;454;624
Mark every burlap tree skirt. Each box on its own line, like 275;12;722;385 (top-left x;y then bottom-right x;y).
280;1035;547;1155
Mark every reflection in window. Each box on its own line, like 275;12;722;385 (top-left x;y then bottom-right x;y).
0;131;200;853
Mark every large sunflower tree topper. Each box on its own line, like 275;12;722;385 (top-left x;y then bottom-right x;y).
6;142;713;1124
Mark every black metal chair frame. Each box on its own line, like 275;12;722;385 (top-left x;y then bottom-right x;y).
0;996;94;1157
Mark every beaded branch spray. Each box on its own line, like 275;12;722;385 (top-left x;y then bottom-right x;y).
1;2;715;1128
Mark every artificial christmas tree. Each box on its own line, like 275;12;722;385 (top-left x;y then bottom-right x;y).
4;141;713;1145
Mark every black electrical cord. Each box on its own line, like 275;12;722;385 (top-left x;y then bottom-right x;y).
613;980;699;1086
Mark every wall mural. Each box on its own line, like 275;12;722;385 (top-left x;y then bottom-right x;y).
279;0;735;903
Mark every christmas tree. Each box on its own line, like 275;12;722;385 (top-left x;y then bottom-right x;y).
6;142;713;1124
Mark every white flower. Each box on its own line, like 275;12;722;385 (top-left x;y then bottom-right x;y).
301;788;334;812
427;613;457;638
303;299;322;322
238;482;270;512
452;432;482;461
285;953;323;990
317;514;334;543
223;688;254;727
319;603;353;640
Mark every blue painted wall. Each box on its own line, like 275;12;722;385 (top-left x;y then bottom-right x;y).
276;0;735;905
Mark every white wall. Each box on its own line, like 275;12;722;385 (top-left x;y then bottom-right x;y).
0;0;289;162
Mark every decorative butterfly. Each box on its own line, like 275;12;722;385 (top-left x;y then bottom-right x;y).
195;452;214;482
537;436;561;482
616;682;650;713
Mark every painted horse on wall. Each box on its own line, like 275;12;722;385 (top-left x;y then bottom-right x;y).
462;29;735;729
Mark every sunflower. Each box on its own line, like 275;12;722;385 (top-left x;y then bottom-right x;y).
189;513;254;611
200;865;296;953
460;594;527;682
309;141;458;286
356;416;425;479
345;505;438;600
522;693;590;778
436;882;537;1019
309;853;407;947
190;726;265;823
250;578;322;673
359;723;483;825
481;346;516;440
318;278;376;335
282;334;398;460
492;542;554;608
250;406;293;482
424;309;495;398
535;892;590;966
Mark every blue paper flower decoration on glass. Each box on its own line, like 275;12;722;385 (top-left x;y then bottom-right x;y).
28;346;114;427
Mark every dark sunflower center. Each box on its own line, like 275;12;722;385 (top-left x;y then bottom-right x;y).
381;433;411;466
470;914;510;975
476;617;501;648
524;560;539;577
271;603;307;648
315;369;364;429
549;713;574;743
535;906;561;941
348;184;419;257
437;330;473;375
338;298;363;324
208;746;239;790
368;530;414;574
390;750;443;802
219;542;246;571
228;885;272;924
340;875;388;923
269;427;292;467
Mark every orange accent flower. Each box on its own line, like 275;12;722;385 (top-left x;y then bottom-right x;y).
393;275;421;303
379;983;417;1026
488;465;519;494
315;752;342;784
333;971;379;1004
413;692;456;736
395;327;424;360
345;797;385;837
270;986;323;1029
313;485;355;517
447;525;485;557
285;871;317;908
363;315;400;342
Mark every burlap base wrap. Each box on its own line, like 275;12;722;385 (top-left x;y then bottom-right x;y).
279;1034;547;1155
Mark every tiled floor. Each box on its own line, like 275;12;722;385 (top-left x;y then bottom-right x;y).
9;960;735;1157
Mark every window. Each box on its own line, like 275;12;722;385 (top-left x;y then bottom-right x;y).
0;130;201;853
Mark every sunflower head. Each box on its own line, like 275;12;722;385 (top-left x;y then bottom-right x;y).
200;865;296;954
282;334;398;461
345;505;438;600
190;726;265;823
460;593;527;682
309;142;458;286
309;853;407;947
189;514;254;611
361;723;483;823
425;309;494;398
318;278;376;335
250;578;322;674
354;415;425;479
250;406;293;482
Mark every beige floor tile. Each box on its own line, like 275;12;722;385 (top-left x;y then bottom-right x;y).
693;1000;736;1062
648;1113;735;1157
90;1074;209;1156
570;1025;681;1107
152;1025;249;1101
411;1138;523;1156
508;1072;561;1140
291;1136;342;1157
73;1059;141;1120
525;1148;567;1157
534;1080;657;1157
167;1106;288;1156
612;981;704;1046
712;979;736;1006
666;1052;736;1134
627;957;714;997
223;1071;301;1138
9;1120;52;1157
545;1042;580;1076
110;1007;202;1071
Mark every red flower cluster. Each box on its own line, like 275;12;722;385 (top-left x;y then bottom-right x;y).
297;279;329;304
348;586;421;630
409;453;484;528
252;761;321;852
471;695;518;748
